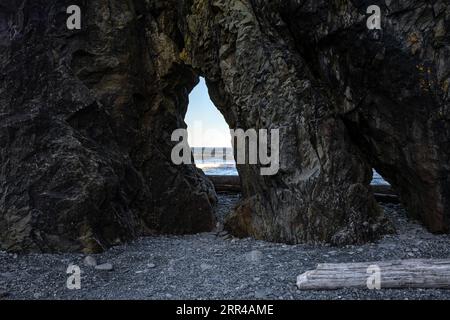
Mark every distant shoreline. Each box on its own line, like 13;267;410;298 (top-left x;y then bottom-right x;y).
192;147;390;185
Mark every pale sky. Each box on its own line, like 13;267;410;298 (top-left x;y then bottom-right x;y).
185;78;232;148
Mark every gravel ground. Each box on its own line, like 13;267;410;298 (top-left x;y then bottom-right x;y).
1;193;450;300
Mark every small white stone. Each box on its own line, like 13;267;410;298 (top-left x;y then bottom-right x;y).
83;256;97;267
33;292;42;299
245;250;263;263
0;272;14;279
135;270;147;274
147;263;156;268
95;263;113;271
254;289;269;298
200;263;213;271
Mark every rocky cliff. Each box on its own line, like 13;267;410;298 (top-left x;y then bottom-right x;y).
0;0;216;252
0;0;449;252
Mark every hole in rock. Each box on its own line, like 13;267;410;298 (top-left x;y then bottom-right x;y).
371;170;390;186
186;77;237;177
185;77;240;223
371;169;407;227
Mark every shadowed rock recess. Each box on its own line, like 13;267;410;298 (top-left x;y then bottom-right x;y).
0;0;448;252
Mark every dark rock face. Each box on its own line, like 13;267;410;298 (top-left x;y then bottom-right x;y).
0;0;449;252
0;0;216;252
182;0;391;244
183;0;449;243
292;0;450;234
274;0;450;234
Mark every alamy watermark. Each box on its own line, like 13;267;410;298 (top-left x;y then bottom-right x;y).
171;128;280;176
64;2;384;177
66;5;81;30
66;264;81;290
367;5;382;30
66;4;381;31
367;265;381;290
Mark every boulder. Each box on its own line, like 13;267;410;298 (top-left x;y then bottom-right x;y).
182;0;449;243
0;0;216;253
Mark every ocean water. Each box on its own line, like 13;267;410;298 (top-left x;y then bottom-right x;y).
193;147;389;185
193;147;237;176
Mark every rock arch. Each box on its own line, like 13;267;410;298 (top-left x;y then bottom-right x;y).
0;0;448;252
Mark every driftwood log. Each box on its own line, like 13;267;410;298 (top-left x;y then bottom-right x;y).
297;259;450;290
208;175;242;193
208;175;399;203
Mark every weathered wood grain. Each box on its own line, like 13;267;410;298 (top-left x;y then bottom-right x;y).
297;259;450;290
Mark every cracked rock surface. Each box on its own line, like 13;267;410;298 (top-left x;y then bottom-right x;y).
0;1;449;252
